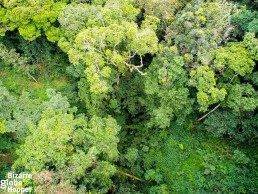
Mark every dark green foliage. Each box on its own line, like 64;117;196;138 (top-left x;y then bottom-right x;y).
142;46;193;127
232;0;258;11
0;33;70;79
0;124;17;180
143;128;258;193
232;9;258;36
204;110;258;143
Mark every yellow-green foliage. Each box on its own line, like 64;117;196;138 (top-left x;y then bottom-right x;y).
211;42;255;77
0;120;6;134
13;91;121;192
190;66;227;112
57;1;159;95
1;0;66;40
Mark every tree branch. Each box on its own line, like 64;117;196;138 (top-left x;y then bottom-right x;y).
116;170;146;182
198;103;221;122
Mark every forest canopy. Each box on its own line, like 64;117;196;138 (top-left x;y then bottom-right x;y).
0;0;257;193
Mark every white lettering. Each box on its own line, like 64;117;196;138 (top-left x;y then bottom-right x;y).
7;173;12;179
5;172;32;179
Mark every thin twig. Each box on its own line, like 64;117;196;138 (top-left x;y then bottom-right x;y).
28;73;38;82
116;170;146;182
136;55;144;68
198;103;221;122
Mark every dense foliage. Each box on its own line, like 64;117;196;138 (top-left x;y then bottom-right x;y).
0;0;257;193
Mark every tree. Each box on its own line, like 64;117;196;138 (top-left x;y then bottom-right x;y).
142;46;193;127
166;0;236;69
14;90;121;193
1;0;66;40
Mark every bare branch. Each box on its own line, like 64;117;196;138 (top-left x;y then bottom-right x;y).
124;61;133;71
136;55;144;68
134;66;147;75
116;170;146;182
28;73;38;82
198;103;221;122
124;59;146;75
128;51;137;59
